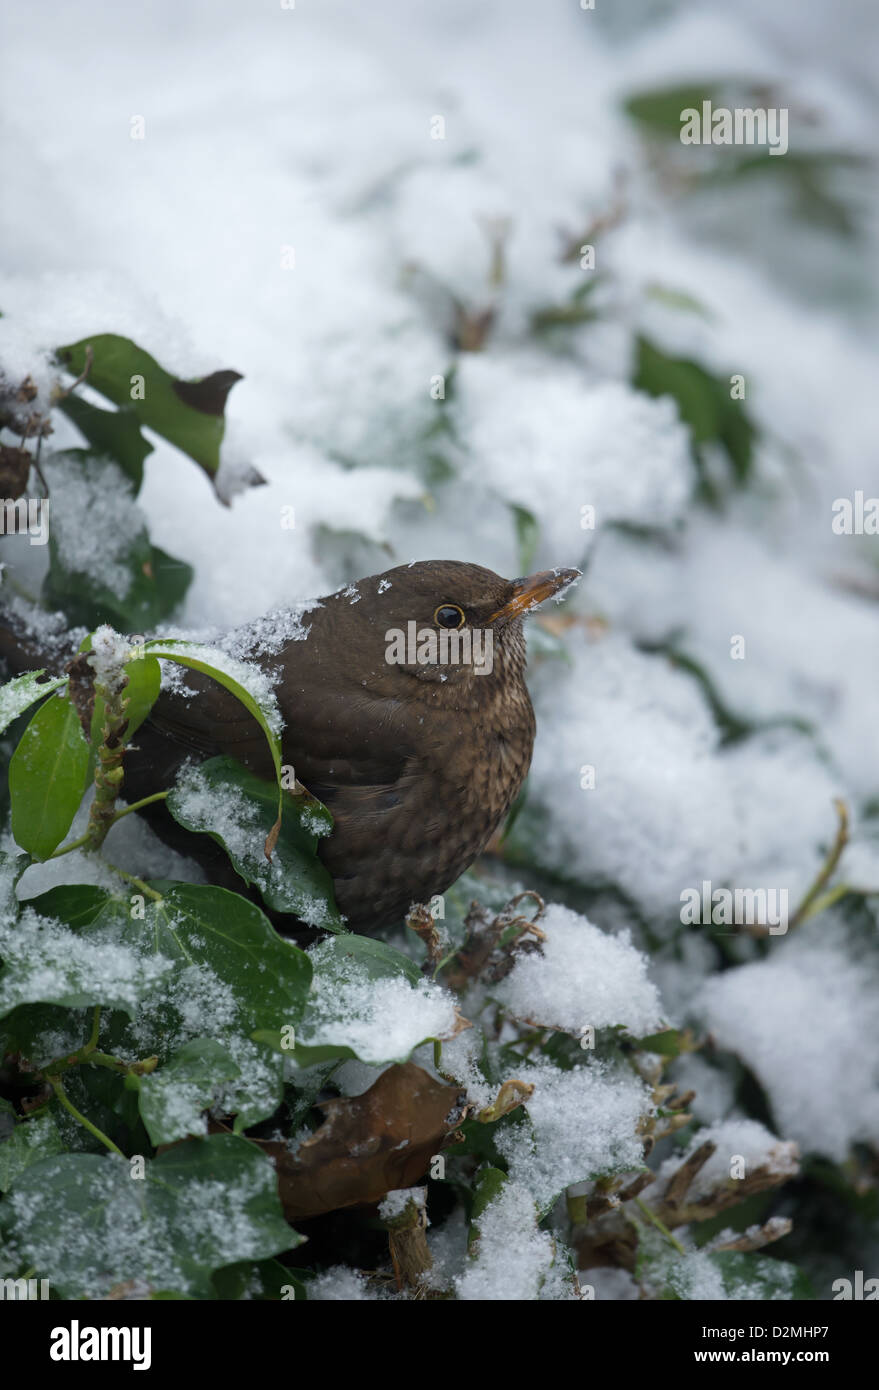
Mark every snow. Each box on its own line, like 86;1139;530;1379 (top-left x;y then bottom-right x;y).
494;1060;652;1213
307;1267;381;1301
452;362;692;560
698;922;879;1161
2;1149;285;1299
521;634;736;918
42;455;145;600
521;634;855;923
668;1052;736;1127
89;625;134;693
379;1187;426;1222
652;1119;799;1202
641;1236;797;1302
493;902;664;1037
299;938;458;1064
456;1181;578;1302
0;905;174;1036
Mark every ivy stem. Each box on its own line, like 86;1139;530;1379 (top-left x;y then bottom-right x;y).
634;1196;687;1255
101;859;164;902
49;792;170;861
49;831;92;860
109;790;169;822
88;1051;159;1076
790;798;849;928
84;666;131;852
799;882;852;920
84;1004;101;1054
48;1075;124;1157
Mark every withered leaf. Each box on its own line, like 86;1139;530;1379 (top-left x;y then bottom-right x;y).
0;446;33;500
171;369;243;417
270;1062;467;1223
65;653;97;740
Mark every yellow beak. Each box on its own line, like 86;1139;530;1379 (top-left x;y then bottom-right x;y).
488;567;581;623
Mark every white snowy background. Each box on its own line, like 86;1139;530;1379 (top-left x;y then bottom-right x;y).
1;0;878;1299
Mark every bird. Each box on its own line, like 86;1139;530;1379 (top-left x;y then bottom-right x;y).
0;560;579;932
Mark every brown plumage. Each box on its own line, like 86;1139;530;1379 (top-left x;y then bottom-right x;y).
1;560;579;932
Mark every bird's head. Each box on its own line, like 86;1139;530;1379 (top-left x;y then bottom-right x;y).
323;559;580;695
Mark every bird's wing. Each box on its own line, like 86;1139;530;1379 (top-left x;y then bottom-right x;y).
131;657;419;798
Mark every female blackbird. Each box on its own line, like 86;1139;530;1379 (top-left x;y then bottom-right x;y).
3;560;579;931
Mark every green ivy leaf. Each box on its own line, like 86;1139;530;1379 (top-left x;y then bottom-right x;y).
0;895;174;1019
256;934;447;1066
8;691;89;859
0;1110;65;1192
56;334;242;489
57;392;153;493
106;884;313;1130
634;336;757;498
624;85;722;136
141;641;286;850
632;1028;691;1058
113;883;313;1046
134;1038;242;1146
645;284;712;317
0;1135;297;1298
510;504;540;575
212;1258;306;1301
42;451;193;629
23;883;110;928
167;755;342;930
0;670;67;735
469;1165;508;1247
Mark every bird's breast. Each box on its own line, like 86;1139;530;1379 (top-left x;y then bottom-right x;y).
307;672;535;931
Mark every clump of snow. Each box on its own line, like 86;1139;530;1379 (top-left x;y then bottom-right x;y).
42;454;145;598
299;939;458;1065
0;907;174;1042
652;1119;799;1203
453;360;692;560
456;1180;578;1301
422;1208;470;1293
523;633;851;925
641;1237;797;1302
379;1187;426;1222
523;634;735;918
172;764;263;856
698;924;879;1161
89;624;133;693
307;1267;383;1301
589;1267;641;1300
494;1059;652;1213
438;1027;496;1112
222;603;318;661
494;902;663;1037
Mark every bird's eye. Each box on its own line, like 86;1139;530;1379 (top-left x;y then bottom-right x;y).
434;604;465;629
